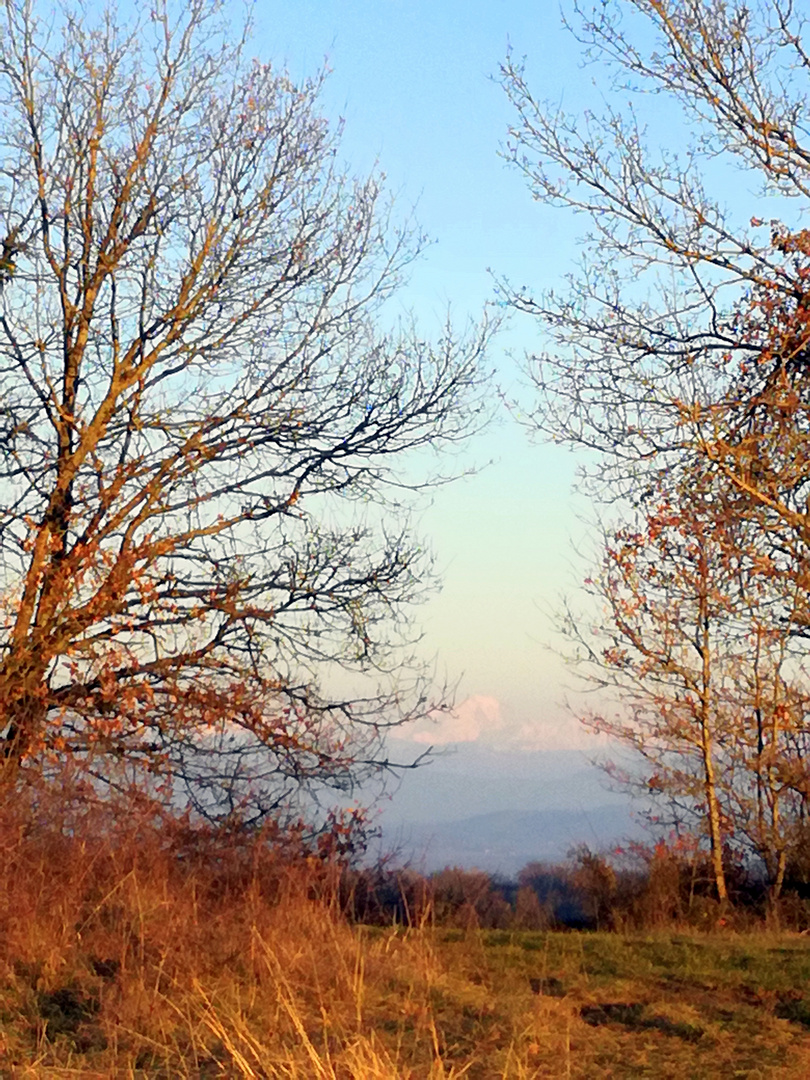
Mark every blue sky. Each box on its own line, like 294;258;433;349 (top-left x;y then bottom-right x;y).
256;1;586;321
251;3;604;785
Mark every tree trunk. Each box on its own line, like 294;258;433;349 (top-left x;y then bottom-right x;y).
0;664;48;773
702;741;729;904
698;577;728;905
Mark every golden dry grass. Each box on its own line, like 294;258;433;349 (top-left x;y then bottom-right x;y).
1;796;810;1076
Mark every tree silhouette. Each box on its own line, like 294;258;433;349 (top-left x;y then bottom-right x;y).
0;0;491;822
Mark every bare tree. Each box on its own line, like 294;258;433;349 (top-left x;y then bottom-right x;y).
564;482;736;901
499;0;810;496
0;0;492;822
502;0;810;892
564;474;810;900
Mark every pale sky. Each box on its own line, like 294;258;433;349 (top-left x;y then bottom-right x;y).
251;2;606;793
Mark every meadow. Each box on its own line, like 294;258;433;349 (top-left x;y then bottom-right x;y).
2;797;810;1078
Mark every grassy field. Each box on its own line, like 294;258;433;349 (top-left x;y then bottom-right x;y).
439;928;810;1078
6;910;810;1076
1;798;809;1076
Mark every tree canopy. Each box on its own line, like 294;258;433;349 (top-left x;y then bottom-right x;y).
503;0;810;896
0;0;491;824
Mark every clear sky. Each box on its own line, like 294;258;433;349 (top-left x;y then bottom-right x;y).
250;2;607;799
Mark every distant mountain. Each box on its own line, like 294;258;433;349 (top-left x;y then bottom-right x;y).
380;803;644;878
361;742;647;876
377;746;634;821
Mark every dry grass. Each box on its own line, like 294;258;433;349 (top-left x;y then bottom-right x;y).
1;794;810;1076
0;792;543;1077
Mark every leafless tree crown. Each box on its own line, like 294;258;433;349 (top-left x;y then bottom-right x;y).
0;0;492;822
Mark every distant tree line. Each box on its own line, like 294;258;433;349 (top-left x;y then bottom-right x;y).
341;840;810;932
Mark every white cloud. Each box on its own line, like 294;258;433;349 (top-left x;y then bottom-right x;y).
391;693;615;753
501;716;613;752
394;694;504;746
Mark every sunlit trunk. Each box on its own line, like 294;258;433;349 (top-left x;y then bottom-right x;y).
698;570;728;904
0;661;48;773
